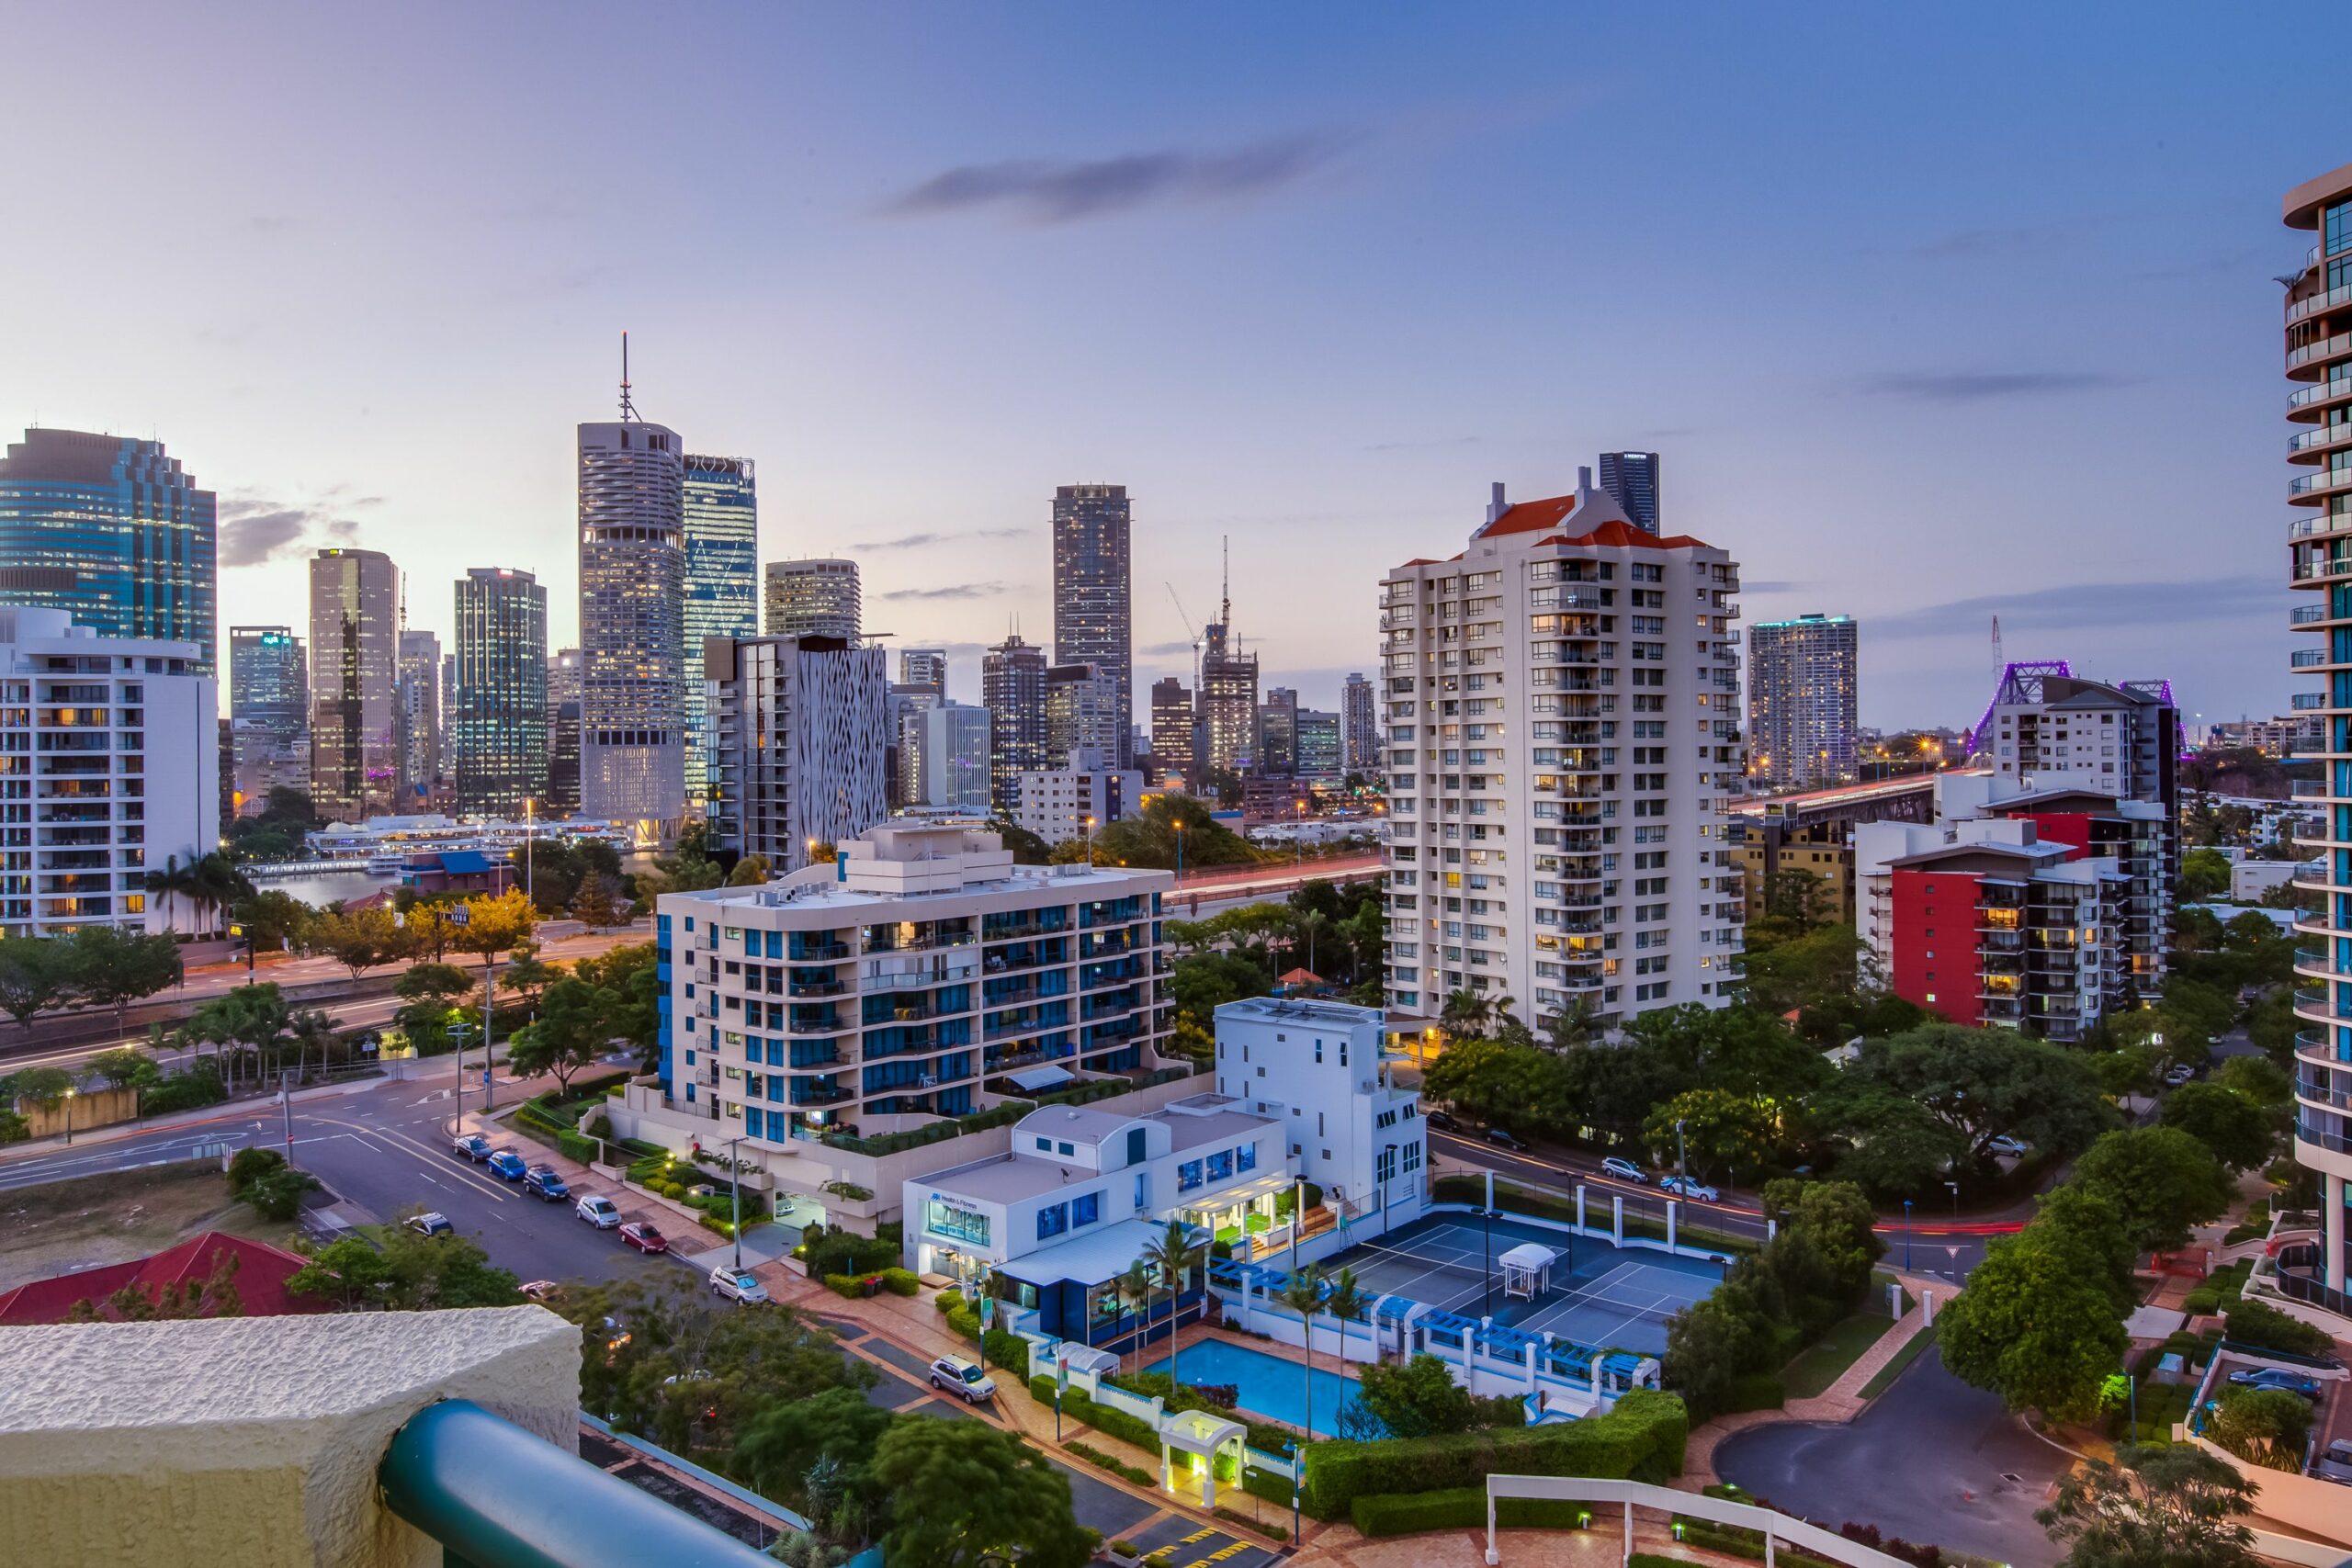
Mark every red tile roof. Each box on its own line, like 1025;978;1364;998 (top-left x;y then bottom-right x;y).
1478;493;1585;536
0;1231;325;1324
1533;520;1712;550
1476;493;1711;550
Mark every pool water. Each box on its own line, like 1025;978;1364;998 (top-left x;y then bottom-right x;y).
1168;1337;1372;1440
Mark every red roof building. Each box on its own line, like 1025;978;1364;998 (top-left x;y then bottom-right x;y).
0;1231;326;1325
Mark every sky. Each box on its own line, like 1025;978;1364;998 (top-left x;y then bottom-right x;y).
0;3;2329;729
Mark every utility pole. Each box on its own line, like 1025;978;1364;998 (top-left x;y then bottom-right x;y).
280;1068;297;1166
728;1134;746;1270
1676;1118;1689;1200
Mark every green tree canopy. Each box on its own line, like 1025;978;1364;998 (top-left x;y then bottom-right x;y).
1353;1352;1480;1438
1827;1023;2114;1166
2158;1081;2278;1173
2177;847;2232;901
866;1416;1091;1568
2034;1443;2258;1568
2070;1126;2234;1253
1644;1088;1779;1182
0;938;76;1031
1091;792;1259;871
507;976;615;1093
63;924;184;1027
1939;1224;2131;1421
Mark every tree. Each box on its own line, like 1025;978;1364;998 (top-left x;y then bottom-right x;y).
62;924;184;1028
727;853;774;887
0;938;75;1031
1141;1218;1204;1391
1281;1263;1325;1434
866;1415;1091;1568
224;1145;318;1220
2035;1443;2258;1568
1167;951;1272;1057
1440;987;1494;1043
1821;1086;1969;1199
68;1249;243;1322
2177;847;2233;901
1644;1088;1780;1182
2031;1182;2142;1312
1740;923;1861;1017
447;889;539;1043
2070;1126;2234;1252
372;1208;521;1308
394;961;477;1050
578;942;660;1070
311;905;408;980
1091;792;1260;872
286;1235;401;1310
1354;1352;1478;1438
570;875;622;931
231;889;316;954
1828;1024;2114;1168
2205;1387;2312;1472
87;1046;157;1093
11;1065;74;1111
1662;1285;1777;1417
733;1384;895;1511
1760;1179;1883;1305
498;946;561;1010
1939;1225;2130;1420
507;976;613;1093
2211;1053;2291;1106
2159;1082;2278;1173
188;983;291;1094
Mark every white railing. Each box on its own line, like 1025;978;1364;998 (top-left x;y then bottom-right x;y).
1480;1476;1912;1568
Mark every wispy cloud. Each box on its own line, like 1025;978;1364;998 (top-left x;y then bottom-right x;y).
1872;577;2273;640
217;496;368;568
1899;220;2080;260
854;527;1032;552
1739;580;1812;594
880;131;1351;224
1855;370;2133;402
1138;639;1199;658
878;582;1009;603
1363;434;1481;453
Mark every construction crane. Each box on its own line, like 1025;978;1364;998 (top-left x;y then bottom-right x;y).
1166;582;1204;694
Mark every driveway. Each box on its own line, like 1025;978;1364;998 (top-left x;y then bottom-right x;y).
1714;1346;2071;1567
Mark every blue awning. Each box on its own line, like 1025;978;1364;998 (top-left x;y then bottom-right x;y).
437;850;494;874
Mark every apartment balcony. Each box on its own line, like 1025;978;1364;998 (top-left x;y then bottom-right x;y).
2290;468;2352;502
2287;330;2352;378
2288;280;2352;328
2290;421;2352;461
2291;554;2352;586
2290;377;2352;419
786;978;843;998
788;1079;854;1107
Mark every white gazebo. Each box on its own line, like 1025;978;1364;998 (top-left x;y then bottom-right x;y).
1159;1409;1248;1506
1498;1242;1556;1301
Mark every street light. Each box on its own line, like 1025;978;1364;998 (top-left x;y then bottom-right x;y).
1284;1440;1301;1543
1945;1179;1960;1226
524;797;536;903
61;1086;75;1145
1172;819;1185;885
231;921;254;984
1082;815;1097;867
726;1134;746;1270
1903;1198;1914;1270
1294;799;1306;867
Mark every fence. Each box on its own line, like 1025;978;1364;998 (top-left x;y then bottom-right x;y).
1480;1475;1914;1568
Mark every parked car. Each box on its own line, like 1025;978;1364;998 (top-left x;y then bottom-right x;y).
451;1133;493;1162
1660;1174;1720;1202
2316;1438;2352;1483
576;1194;623;1228
519;1280;562;1303
1425;1109;1461;1134
485;1150;529;1181
2164;1063;2197;1088
618;1222;668;1255
1600;1156;1649;1185
930;1353;998;1404
2227;1367;2324;1400
523;1166;571;1201
708;1266;769;1305
406;1212;454;1237
1986;1134;2028;1158
1482;1126;1526;1152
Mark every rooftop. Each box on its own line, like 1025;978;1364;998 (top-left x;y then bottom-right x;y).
1217;995;1384;1031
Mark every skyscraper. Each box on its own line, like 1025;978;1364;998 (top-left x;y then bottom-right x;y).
1597;451;1661;530
451;568;549;817
682;454;759;803
1295;709;1342;782
1257;686;1299;776
1051;483;1132;767
0;428;218;669
910;701;993;814
763;558;860;641
546;647;582;818
308;547;403;822
230;626;308;812
1340;671;1378;777
1046;661;1122;766
1746;613;1859;790
548;647;584;711
2282;156;2352;1326
578;354;687;831
981;633;1048;816
704;634;889;872
1380;471;1745;1032
1199;547;1259;777
1149;676;1195;785
397;628;442;807
899;648;948;691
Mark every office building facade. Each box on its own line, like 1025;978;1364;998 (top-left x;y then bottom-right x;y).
578;418;686;831
682;455;760;804
450;569;549;818
1199;598;1259;777
1051;484;1133;767
1012;762;1146;846
1340;671;1378;777
705;635;889;873
908;701;993;814
763;558;860;642
1596;451;1661;531
0;429;218;670
1148;677;1195;786
1295;708;1342;783
1747;613;1859;790
1379;471;1746;1032
1977;665;2180;903
229;626;307;811
396;629;442;808
1046;661;1123;767
0;608;217;937
982;633;1049;816
899;648;948;692
308;547;403;822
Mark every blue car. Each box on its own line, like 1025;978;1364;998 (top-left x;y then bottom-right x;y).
2226;1367;2324;1400
452;1133;493;1162
523;1166;570;1201
485;1150;530;1182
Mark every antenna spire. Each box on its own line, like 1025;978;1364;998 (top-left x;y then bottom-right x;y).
619;332;639;422
1220;535;1231;630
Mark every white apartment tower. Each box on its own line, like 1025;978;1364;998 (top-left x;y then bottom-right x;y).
1379;470;1746;1033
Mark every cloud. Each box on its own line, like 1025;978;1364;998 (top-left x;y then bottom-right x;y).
877;582;1009;602
1363;434;1481;453
1871;577;2274;640
1855;370;2133;402
1900;221;2077;260
880;131;1349;224
1138;639;1200;658
854;527;1032;551
1738;580;1812;594
217;497;364;568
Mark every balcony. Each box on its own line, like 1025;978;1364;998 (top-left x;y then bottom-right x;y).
2288;331;2352;378
2290;377;2352;418
2290;421;2352;460
2290;468;2352;501
2289;281;2352;327
2289;511;2352;542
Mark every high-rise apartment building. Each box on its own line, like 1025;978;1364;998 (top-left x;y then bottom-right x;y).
450;568;549;818
548;647;583;711
308;547;403;823
682;455;760;804
705;635;889;874
396;628;442;807
1257;687;1299;776
1340;671;1378;777
1046;661;1122;767
2279;162;2352;1319
1597;451;1661;531
0;429;218;670
1747;613;1859;790
763;558;860;641
1974;664;2179;904
899;648;947;692
1199;567;1260;777
0;608;217;937
545;647;582;818
1380;470;1746;1032
982;633;1048;816
1295;709;1341;783
229;626;307;810
1050;484;1132;767
906;702;993;814
578;400;687;832
1149;676;1195;785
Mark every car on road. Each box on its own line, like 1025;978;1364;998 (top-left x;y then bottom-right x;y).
1482;1126;1526;1151
452;1133;493;1162
1986;1134;2028;1158
485;1150;529;1181
2164;1063;2197;1088
520;1280;562;1303
930;1353;998;1404
522;1165;571;1201
1600;1156;1649;1184
1660;1174;1720;1202
576;1194;623;1228
708;1266;769;1305
2226;1367;2324;1400
406;1212;455;1237
2316;1438;2352;1483
618;1222;668;1255
1425;1109;1461;1133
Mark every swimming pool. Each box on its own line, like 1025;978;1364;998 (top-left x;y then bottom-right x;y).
1170;1337;1370;1440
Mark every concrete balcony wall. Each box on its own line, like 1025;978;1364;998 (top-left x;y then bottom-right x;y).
0;1305;580;1568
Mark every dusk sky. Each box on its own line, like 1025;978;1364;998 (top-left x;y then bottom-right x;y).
0;4;2324;727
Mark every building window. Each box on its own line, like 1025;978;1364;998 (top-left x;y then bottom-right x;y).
925;1199;989;1247
1205;1149;1235;1182
1037;1201;1069;1241
1376;1146;1398;1183
1237;1142;1257;1173
1177;1159;1204;1192
1073;1190;1101;1227
1403;1141;1423;1173
1126;1128;1147;1165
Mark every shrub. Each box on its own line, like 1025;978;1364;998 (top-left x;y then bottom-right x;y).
557;1131;596;1165
2181;1289;2222;1315
821;1274;866;1299
139;1064;225;1117
935;1289;960;1314
582;1111;612;1141
1032;1375;1159;1452
2224;1299;2335;1358
1213;1505;1283;1542
226;1145;287;1193
1109;1541;1138;1558
801;1224;892;1280
879;1267;921;1297
1301;1389;1687;1520
946;1304;982;1341
1350;1488;1604;1536
982;1328;1032;1381
1068;1442;1155;1486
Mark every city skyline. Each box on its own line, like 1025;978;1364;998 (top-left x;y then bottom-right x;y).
0;6;2319;728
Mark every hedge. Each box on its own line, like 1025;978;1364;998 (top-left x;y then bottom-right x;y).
1350;1488;1601;1537
1671;1517;1838;1568
1033;1375;1160;1452
1069;1440;1154;1486
1213;1505;1283;1543
880;1268;921;1297
946;1304;983;1341
935;1290;960;1314
982;1329;1033;1381
822;1274;867;1299
1240;1464;1293;1507
1300;1389;1687;1521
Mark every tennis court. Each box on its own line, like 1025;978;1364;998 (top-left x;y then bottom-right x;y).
1324;1214;1722;1355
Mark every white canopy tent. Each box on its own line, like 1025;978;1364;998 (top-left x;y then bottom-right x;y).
1498;1242;1557;1301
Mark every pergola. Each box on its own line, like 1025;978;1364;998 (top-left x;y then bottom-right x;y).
1158;1409;1248;1506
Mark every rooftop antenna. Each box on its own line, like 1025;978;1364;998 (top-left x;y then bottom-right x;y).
1220;536;1231;631
1991;614;2003;677
618;332;639;423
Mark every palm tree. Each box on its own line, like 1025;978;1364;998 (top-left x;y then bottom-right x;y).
1292;908;1330;981
1107;1259;1153;1354
142;854;201;933
1326;1266;1367;1329
1142;1218;1204;1393
284;1008;338;1085
196;852;257;937
1282;1264;1325;1439
1440;987;1492;1043
1543;998;1598;1054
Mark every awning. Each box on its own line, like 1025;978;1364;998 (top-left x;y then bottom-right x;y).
437;850;495;874
997;1218;1166;1289
1007;1065;1076;1093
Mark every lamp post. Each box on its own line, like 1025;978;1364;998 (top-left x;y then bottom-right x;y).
726;1134;746;1270
231;921;254;984
1675;1118;1689;1201
1903;1198;1914;1270
1173;819;1184;885
1285;1440;1301;1544
1945;1179;1960;1227
1082;815;1096;867
524;797;536;903
447;1015;471;1117
1294;799;1306;868
1055;1374;1064;1441
62;1086;75;1145
1380;1141;1398;1238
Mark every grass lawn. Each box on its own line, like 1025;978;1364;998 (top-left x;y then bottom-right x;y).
0;1162;295;1293
1858;1321;1938;1400
1781;1311;1896;1398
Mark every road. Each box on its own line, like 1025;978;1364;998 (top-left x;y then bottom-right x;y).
1715;1346;2070;1567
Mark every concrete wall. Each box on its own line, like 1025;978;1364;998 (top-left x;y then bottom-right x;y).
0;1305;581;1567
17;1084;140;1138
2180;1429;2352;1549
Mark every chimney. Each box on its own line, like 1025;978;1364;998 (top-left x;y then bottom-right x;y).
1486;481;1507;526
1577;465;1595;498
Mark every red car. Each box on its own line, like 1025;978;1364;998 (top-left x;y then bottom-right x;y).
618;1222;668;1255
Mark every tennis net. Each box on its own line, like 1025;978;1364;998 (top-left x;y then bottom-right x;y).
1340;1237;1495;1293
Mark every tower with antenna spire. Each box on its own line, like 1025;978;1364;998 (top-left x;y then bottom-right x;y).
1198;532;1260;775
